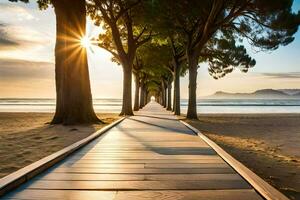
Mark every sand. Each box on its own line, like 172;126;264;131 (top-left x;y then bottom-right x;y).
185;113;300;200
0;113;120;178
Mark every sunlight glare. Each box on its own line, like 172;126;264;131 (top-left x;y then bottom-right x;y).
80;36;92;48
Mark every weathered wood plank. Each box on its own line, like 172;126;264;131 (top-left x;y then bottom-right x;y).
59;163;145;169
68;155;220;160
38;173;145;181
58;163;229;169
114;190;264;200
145;174;243;181
3;189;116;200
51;168;234;174
144;163;229;169
2;189;263;200
26;180;251;190
38;173;242;181
64;158;225;164
61;162;228;168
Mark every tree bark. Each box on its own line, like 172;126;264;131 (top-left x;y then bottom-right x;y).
158;93;162;105
164;87;167;108
167;79;172;110
120;64;134;115
51;0;99;125
172;82;175;112
161;81;166;108
133;73;140;111
186;54;198;119
145;90;149;105
173;65;181;115
139;81;145;108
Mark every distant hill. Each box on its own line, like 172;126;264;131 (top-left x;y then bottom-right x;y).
205;89;300;99
293;92;300;97
278;89;300;95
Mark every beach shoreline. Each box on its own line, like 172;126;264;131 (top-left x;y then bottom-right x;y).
185;113;300;200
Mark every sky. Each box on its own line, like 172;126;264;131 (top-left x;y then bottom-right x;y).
0;0;299;99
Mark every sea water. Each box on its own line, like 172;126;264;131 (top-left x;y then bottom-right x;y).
0;98;300;113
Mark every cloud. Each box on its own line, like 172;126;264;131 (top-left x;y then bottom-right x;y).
0;58;54;80
0;3;47;50
0;22;50;52
260;72;300;79
0;23;20;49
0;3;36;21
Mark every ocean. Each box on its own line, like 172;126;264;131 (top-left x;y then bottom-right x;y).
0;98;300;113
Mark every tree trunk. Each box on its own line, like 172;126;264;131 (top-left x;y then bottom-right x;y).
120;65;134;115
139;81;145;108
164;87;167;108
167;80;172;110
186;54;198;119
172;81;175;112
161;81;166;108
145;90;149;105
158;93;162;105
133;73;140;111
147;92;151;103
173;65;181;115
51;0;99;125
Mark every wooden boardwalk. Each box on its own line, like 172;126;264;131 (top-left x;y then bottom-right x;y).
1;102;265;200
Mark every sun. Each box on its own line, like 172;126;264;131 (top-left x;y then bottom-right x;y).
80;36;92;48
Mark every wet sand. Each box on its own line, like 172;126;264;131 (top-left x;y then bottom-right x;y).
0;113;120;178
185;113;300;200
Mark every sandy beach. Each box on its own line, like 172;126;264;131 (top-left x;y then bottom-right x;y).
185;113;300;200
0;113;120;178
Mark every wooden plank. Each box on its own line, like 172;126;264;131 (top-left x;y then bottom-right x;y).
74;149;217;155
68;155;220;160
38;173;145;181
60;162;229;169
114;190;264;200
180;120;289;200
58;163;230;169
2;189;263;200
59;163;145;169
67;155;222;160
3;189;116;200
145;163;229;169
145;174;243;181
64;158;224;164
38;173;242;181
51;168;234;174
26;180;251;190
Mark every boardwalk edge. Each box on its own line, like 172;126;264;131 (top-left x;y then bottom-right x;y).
0;117;125;197
179;120;289;200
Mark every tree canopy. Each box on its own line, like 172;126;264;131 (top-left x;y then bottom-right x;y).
8;0;300;122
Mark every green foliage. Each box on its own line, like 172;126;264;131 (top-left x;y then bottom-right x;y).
87;0;152;66
8;0;50;10
146;0;299;81
151;0;300;51
205;35;256;79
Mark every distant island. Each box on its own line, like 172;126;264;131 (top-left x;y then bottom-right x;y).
204;89;300;99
